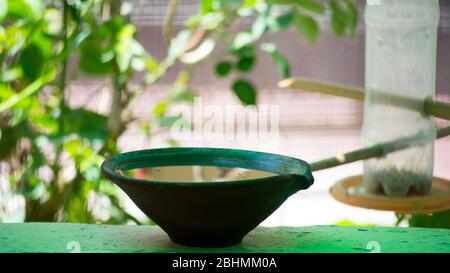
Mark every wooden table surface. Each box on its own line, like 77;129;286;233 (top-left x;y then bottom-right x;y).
0;223;449;253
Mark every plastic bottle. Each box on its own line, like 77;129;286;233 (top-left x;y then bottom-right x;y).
363;0;440;196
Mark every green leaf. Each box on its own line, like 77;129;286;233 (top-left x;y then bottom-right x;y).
251;5;272;41
179;38;215;64
153;101;169;117
1;67;23;82
260;42;290;79
4;25;26;56
199;12;224;30
345;0;358;36
243;0;257;7
115;24;138;72
298;0;325;14
0;69;56;113
294;13;319;43
232;45;254;59
232;79;257;105
78;28;113;75
6;0;43;19
266;11;293;33
78;57;112;75
237;56;255;72
268;0;298;4
329;0;346;36
331;15;345;36
215;61;232;77
20;175;46;200
231;32;253;51
61;109;109;142
201;0;214;15
251;15;266;40
157;116;185;128
168;30;192;60
165;138;180;148
170;89;196;103
144;55;159;72
327;0;359;37
409;210;450;229
43;8;62;36
19;44;45;81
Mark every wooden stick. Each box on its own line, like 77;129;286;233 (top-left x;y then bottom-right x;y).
279;77;364;100
278;77;450;120
310;126;450;172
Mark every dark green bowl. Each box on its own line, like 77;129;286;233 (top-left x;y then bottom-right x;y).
101;147;314;247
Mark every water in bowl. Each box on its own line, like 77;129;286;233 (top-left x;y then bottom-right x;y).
119;166;278;182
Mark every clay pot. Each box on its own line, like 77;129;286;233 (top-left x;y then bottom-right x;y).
101;147;314;247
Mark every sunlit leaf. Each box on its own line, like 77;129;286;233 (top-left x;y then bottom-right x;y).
251;12;268;40
43;8;62;36
131;57;145;71
115;24;138;72
120;2;133;16
200;12;224;30
243;0;258;7
231;32;253;51
168;30;192;60
6;0;43;19
0;0;7;22
145;55;159;72
201;0;214;15
5;25;26;56
179;38;215;64
1;67;23;82
153;101;169;117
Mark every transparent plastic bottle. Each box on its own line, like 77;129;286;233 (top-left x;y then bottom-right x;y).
363;0;440;196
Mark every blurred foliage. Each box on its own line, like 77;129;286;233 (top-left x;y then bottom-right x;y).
197;0;359;105
396;210;450;229
0;0;358;224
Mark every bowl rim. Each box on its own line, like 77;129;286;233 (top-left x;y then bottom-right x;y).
101;147;314;188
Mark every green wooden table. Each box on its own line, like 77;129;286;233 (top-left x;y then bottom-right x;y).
0;223;449;253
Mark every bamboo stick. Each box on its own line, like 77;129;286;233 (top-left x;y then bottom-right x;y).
278;77;450;120
310;126;450;172
278;77;364;100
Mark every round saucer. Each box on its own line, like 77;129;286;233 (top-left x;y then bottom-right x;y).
330;175;450;214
